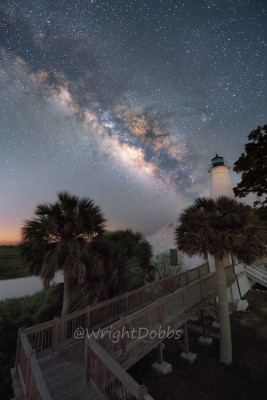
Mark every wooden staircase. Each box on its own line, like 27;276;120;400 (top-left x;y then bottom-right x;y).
12;262;234;400
245;264;267;288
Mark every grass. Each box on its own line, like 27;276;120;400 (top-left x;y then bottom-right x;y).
0;246;30;279
129;289;267;400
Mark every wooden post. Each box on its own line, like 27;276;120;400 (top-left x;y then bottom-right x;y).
84;337;89;382
171;276;176;292
86;306;91;330
25;350;34;398
184;286;188;311
52;317;59;352
199;267;204;297
25;354;30;398
15;327;23;374
124;292;129;315
138;384;148;400
184;322;189;354
186;270;189;285
158;299;163;323
158;343;164;364
200;309;207;338
120;317;126;355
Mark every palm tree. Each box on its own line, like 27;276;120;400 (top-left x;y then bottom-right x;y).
175;196;267;365
77;230;154;305
104;230;154;295
20;192;106;316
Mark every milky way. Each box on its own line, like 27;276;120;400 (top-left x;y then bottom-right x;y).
0;0;266;242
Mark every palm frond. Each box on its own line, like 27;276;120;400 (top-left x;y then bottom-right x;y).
19;191;107;315
176;196;267;262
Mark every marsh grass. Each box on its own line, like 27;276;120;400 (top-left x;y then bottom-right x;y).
0;246;30;279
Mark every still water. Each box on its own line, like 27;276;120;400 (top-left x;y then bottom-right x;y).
0;272;63;300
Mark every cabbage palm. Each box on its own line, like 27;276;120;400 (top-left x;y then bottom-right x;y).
68;230;154;309
85;230;154;302
176;196;267;365
20;192;106;316
104;230;154;295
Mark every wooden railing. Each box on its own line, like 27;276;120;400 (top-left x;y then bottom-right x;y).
91;265;234;365
245;264;267;286
86;336;155;400
85;264;234;390
95;272;217;359
14;262;234;400
24;262;210;354
15;331;52;400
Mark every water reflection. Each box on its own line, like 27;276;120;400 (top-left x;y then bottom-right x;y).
0;272;63;300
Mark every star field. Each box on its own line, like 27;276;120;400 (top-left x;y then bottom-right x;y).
0;0;266;243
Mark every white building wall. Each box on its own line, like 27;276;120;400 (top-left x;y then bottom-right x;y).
227;263;253;303
146;222;205;270
146;222;176;255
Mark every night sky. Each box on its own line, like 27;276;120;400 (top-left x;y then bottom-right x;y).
0;0;266;244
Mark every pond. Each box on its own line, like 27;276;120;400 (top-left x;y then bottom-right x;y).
0;272;63;300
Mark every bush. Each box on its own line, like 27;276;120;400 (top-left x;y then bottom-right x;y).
0;287;61;399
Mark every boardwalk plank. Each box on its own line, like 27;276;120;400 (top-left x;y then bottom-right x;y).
12;264;235;399
38;343;105;400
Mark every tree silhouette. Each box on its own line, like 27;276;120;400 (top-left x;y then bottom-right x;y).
176;196;267;365
20;192;106;316
233;125;267;207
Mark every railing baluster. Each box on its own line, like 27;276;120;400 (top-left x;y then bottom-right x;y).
14;262;237;400
15;327;22;373
21;262;213;355
87;337;155;399
52;317;59;352
124;292;129;315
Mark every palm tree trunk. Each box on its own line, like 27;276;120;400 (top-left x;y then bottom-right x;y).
215;257;232;365
61;271;71;317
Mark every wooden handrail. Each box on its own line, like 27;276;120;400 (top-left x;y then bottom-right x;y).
23;263;232;357
21;332;32;353
86;336;155;399
29;353;53;400
99;288;186;334
15;261;234;400
245;264;267;282
95;267;234;359
98;272;215;335
23;262;218;357
88;337;141;396
25;262;209;337
25;320;55;335
18;332;52;400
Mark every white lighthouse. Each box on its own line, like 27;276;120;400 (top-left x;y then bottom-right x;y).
208;154;254;305
208;154;234;199
208;154;234;274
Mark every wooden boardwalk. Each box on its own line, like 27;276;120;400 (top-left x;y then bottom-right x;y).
12;262;235;400
12;337;106;400
115;291;218;370
37;341;105;400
